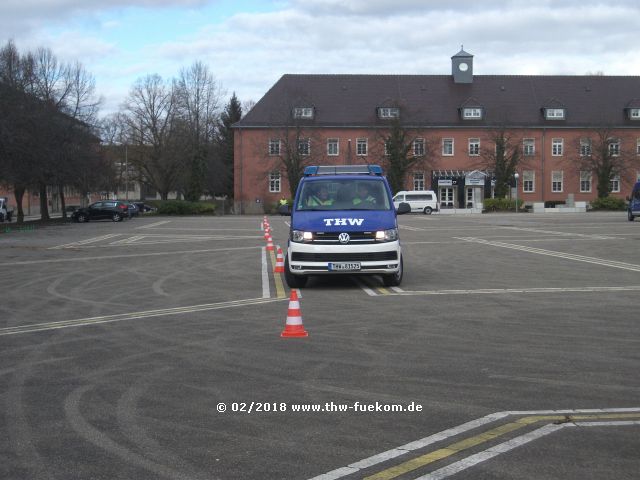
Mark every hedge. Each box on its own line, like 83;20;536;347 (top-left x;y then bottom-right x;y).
146;200;216;215
589;197;627;211
483;198;524;212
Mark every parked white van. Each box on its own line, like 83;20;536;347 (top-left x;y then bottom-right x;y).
392;190;439;214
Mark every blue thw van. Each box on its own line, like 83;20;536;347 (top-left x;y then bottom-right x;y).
279;165;410;288
627;181;640;221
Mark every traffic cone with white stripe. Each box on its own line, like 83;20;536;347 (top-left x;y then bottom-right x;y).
266;234;274;251
281;289;308;338
274;247;285;273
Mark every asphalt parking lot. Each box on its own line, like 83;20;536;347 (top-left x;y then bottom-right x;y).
1;212;639;480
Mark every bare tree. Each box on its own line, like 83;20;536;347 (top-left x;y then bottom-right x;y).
174;61;222;201
477;128;524;198
122;74;180;200
570;127;637;198
372;118;434;194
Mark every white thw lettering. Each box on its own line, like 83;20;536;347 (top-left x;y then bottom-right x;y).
334;218;347;226
323;219;333;226
348;218;364;226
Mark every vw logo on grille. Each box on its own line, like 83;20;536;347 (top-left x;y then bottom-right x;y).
338;233;350;244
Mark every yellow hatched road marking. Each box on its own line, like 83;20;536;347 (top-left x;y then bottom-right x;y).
364;413;640;480
270;248;286;299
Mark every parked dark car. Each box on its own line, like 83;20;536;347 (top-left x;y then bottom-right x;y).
72;201;130;222
134;202;157;213
120;201;139;218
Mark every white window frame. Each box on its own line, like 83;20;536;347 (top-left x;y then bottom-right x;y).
629;108;640;119
356;138;368;156
552;170;563;193
523;170;535;193
545;108;566;120
442;138;454;156
268;172;281;193
413;173;425;191
637;138;640;155
297;138;310;156
327;138;339;156
468;138;480;156
551;138;563;156
268;139;281;156
384;140;391;156
462;107;483;119
608;139;620;157
580;139;592;157
293;107;314;119
610;174;621;193
378;107;400;119
413;138;425;156
523;138;535;156
579;171;592;193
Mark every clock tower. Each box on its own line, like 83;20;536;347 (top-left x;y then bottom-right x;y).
452;47;473;84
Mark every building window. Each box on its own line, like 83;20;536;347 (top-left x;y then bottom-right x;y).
413;173;425;190
293;107;314;119
580;171;592;193
552;170;563;192
384;140;391;156
523;170;535;193
468;138;480;156
378;107;400;119
545;108;565;120
297;138;310;156
327;138;339;156
269;172;281;193
608;139;620;157
462;107;483;119
610;174;621;193
413;138;425;156
356;138;368;156
268;139;281;156
523;138;535;156
552;138;563;156
637;139;640;155
628;108;640;120
442;138;454;156
580;139;592;157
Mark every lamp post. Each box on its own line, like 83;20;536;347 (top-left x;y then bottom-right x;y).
514;172;519;213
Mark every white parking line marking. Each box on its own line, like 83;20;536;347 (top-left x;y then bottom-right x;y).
456;237;640;272
499;226;615;240
415;420;640;480
353;277;378;296
261;247;270;299
0;246;261;267
0;297;287;336
48;233;122;249
308;408;640;480
136;220;171;229
394;285;640;296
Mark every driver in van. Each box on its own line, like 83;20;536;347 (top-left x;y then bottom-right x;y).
306;185;334;206
352;183;377;206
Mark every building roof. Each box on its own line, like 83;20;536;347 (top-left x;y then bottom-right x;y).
234;74;640;129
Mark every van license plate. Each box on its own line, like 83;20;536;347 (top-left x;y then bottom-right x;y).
329;262;361;271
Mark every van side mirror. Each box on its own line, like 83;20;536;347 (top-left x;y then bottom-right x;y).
278;204;291;216
396;202;411;215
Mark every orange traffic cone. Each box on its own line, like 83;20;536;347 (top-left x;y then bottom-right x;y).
274;247;285;273
281;290;308;337
266;235;274;251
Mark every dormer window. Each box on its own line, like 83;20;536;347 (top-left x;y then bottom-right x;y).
293;107;314;119
462;107;483;120
378;107;400;119
628;108;640;120
544;108;566;120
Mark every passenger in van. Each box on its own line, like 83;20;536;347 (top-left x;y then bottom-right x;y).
352;183;377;206
306;186;334;207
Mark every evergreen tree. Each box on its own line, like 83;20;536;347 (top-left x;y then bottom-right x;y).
216;93;242;198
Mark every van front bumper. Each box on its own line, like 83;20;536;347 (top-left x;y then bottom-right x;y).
287;241;401;275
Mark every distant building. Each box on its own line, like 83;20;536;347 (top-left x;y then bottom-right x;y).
232;49;640;214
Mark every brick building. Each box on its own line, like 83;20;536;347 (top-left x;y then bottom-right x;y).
233;49;640;214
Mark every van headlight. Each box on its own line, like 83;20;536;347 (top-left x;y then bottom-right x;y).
375;228;398;242
292;230;313;243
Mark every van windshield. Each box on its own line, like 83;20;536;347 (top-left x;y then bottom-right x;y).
296;179;391;211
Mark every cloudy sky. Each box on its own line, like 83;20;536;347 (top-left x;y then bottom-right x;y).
2;0;639;116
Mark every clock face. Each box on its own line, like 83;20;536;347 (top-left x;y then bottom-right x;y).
458;62;469;72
